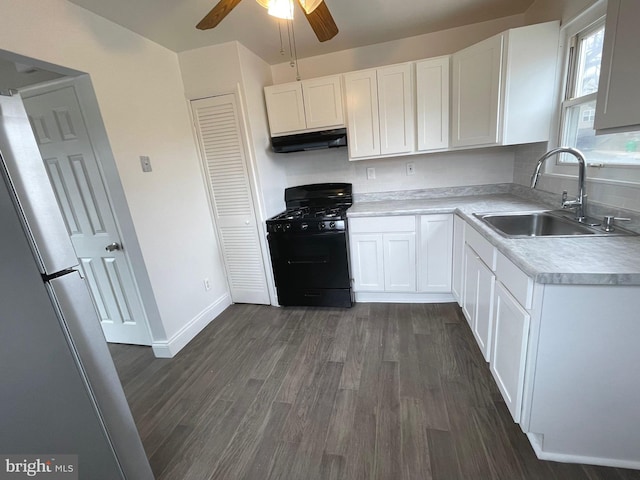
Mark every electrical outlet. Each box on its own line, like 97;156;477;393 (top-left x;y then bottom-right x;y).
140;155;152;173
366;167;376;180
203;278;211;291
406;162;415;176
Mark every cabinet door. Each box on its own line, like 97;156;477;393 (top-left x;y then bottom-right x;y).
595;0;640;133
416;57;450;151
350;233;384;291
491;281;530;423
344;70;380;159
377;63;415;155
462;244;478;328
451;34;503;147
302;76;345;130
474;258;495;361
264;82;306;136
418;214;453;293
451;215;465;304
383;233;416;292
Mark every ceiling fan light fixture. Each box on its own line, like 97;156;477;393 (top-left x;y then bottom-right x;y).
299;0;322;14
266;0;294;20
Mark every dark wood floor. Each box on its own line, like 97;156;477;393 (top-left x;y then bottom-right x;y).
110;303;640;480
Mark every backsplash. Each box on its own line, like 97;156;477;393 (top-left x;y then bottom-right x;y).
283;146;516;194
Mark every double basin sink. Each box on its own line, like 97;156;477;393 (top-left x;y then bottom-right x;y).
475;210;636;238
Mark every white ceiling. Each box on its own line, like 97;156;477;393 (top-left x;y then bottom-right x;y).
67;0;535;65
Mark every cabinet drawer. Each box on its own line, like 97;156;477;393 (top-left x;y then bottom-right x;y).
465;225;496;270
496;251;533;309
349;215;415;234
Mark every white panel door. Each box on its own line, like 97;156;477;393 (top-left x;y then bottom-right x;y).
491;281;530;422
302;76;344;130
350;233;384;291
418;214;453;293
264;82;306;135
451;33;503;147
344;69;380;159
383;233;416;292
416;56;450;151
377;63;414;155
23;86;151;345
191;94;270;305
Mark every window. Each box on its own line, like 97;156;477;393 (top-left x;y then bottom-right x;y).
560;19;640;167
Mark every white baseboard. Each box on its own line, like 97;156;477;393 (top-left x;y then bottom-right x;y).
354;292;456;303
527;433;640;471
152;293;232;358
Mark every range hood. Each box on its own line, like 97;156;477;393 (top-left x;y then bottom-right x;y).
270;128;347;153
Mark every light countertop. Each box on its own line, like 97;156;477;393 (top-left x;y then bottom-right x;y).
348;193;640;285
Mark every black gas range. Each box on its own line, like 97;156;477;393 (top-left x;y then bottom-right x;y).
266;183;353;308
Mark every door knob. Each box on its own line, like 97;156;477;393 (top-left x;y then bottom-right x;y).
105;242;122;252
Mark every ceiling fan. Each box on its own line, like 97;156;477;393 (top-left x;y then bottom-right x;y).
196;0;339;42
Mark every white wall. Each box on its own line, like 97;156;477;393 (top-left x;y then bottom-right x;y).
524;0;598;24
0;0;229;352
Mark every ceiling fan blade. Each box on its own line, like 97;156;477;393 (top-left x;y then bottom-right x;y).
299;0;338;42
197;0;243;30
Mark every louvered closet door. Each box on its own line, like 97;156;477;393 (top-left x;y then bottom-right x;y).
192;95;270;305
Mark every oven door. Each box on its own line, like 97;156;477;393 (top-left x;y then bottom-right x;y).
267;230;351;306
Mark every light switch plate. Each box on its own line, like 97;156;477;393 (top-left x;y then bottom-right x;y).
140;155;152;173
366;167;376;180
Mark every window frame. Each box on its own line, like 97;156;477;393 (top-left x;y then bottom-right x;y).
546;1;640;184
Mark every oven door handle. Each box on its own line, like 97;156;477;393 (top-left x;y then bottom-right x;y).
286;259;329;265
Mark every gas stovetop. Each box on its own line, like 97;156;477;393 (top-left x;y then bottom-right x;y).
267;183;353;234
267;206;349;233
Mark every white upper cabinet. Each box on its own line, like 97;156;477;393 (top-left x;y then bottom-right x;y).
452;34;503;147
344;63;414;160
264;75;344;136
344;69;381;159
377;64;415;156
451;21;560;148
264;82;306;135
595;0;640;133
416;56;450;152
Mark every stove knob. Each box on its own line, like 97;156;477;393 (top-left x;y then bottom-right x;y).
275;224;281;232
329;221;336;229
285;224;291;231
319;223;326;230
301;223;308;231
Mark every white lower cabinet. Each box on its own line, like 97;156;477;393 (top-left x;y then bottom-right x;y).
451;215;465;304
418;214;453;292
349;214;453;301
462;243;495;360
458;221;531;419
491;281;530;423
383;233;416;291
349;234;384;291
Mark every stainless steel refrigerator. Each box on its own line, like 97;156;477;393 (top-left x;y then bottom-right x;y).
0;92;154;479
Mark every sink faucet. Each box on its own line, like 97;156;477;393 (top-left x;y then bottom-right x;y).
530;147;587;222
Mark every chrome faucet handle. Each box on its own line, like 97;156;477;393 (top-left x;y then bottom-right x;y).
602;216;630;232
